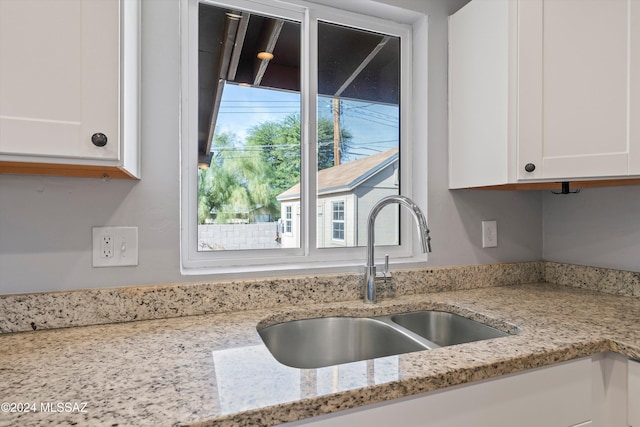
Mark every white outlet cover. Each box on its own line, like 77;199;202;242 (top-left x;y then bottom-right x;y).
92;226;138;267
482;220;498;248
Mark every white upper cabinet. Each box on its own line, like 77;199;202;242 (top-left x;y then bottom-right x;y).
0;0;139;179
449;0;640;189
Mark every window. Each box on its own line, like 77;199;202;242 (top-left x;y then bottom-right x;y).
181;0;426;274
285;205;292;234
331;201;345;241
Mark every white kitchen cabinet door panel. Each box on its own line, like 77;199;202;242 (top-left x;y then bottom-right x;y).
630;359;640;427
284;357;592;427
630;1;640;176
0;118;81;159
447;0;512;189
0;0;119;161
518;0;640;181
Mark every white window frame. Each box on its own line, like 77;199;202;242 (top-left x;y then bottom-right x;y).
180;0;428;276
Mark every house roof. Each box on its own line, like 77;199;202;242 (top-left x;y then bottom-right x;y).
277;148;398;201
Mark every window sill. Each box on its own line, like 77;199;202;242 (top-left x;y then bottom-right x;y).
180;254;429;279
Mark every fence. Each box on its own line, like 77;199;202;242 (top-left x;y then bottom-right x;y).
198;223;280;251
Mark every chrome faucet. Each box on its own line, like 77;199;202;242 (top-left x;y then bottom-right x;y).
364;195;431;304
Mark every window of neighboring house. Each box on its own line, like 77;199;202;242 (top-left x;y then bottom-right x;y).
181;0;426;273
285;205;293;234
331;201;345;241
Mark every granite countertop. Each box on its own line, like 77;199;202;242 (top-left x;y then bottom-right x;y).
1;282;639;427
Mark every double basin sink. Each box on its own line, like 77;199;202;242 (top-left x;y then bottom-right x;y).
259;310;515;369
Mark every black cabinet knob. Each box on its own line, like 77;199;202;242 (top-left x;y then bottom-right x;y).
91;133;108;147
524;163;536;173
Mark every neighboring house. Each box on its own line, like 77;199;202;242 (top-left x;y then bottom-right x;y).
277;148;400;248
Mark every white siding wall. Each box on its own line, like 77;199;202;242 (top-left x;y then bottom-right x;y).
356;163;399;247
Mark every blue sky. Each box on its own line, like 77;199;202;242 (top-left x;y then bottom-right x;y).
214;83;399;162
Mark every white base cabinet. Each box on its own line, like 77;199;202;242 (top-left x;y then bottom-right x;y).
283;353;631;427
448;0;640;189
630;359;640;427
0;0;140;179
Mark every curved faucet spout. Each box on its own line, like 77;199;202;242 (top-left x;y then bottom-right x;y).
364;195;431;304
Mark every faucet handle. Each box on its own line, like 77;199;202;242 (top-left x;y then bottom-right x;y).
376;254;391;283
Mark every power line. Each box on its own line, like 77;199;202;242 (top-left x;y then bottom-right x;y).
221;100;301;103
211;138;397;152
347;108;398;122
344;148;383;155
342;111;397;128
212;143;300;151
356;110;399;121
217;111;300;114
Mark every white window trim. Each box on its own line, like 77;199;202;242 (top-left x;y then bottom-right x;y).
180;0;429;276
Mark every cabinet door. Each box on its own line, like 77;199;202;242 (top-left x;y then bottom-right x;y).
283;357;593;427
517;0;640;180
448;0;512;189
0;0;119;161
631;359;640;427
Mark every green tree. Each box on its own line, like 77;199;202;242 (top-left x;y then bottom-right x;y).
198;131;253;224
246;115;301;201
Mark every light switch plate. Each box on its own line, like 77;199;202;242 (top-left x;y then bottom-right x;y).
482;220;498;248
92;227;138;267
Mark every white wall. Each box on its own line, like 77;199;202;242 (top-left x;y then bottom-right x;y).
0;0;542;295
543;186;640;272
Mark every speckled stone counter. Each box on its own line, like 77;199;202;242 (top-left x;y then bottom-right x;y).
1;282;638;427
0;262;544;333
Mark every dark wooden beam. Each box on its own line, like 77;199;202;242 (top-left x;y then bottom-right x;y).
253;19;284;86
334;36;390;97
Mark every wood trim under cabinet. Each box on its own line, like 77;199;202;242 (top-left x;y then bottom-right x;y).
0;161;138;179
465;178;640;191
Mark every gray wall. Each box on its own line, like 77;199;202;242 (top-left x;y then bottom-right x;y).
543;187;640;272
0;0;543;295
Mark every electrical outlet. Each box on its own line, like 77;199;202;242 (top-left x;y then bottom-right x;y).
482;220;498;248
101;235;113;258
92;227;138;267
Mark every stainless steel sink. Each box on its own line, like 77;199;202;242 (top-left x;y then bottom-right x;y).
390;311;510;347
258;317;430;369
259;311;514;369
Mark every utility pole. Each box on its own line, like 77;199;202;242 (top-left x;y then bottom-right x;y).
333;98;341;166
